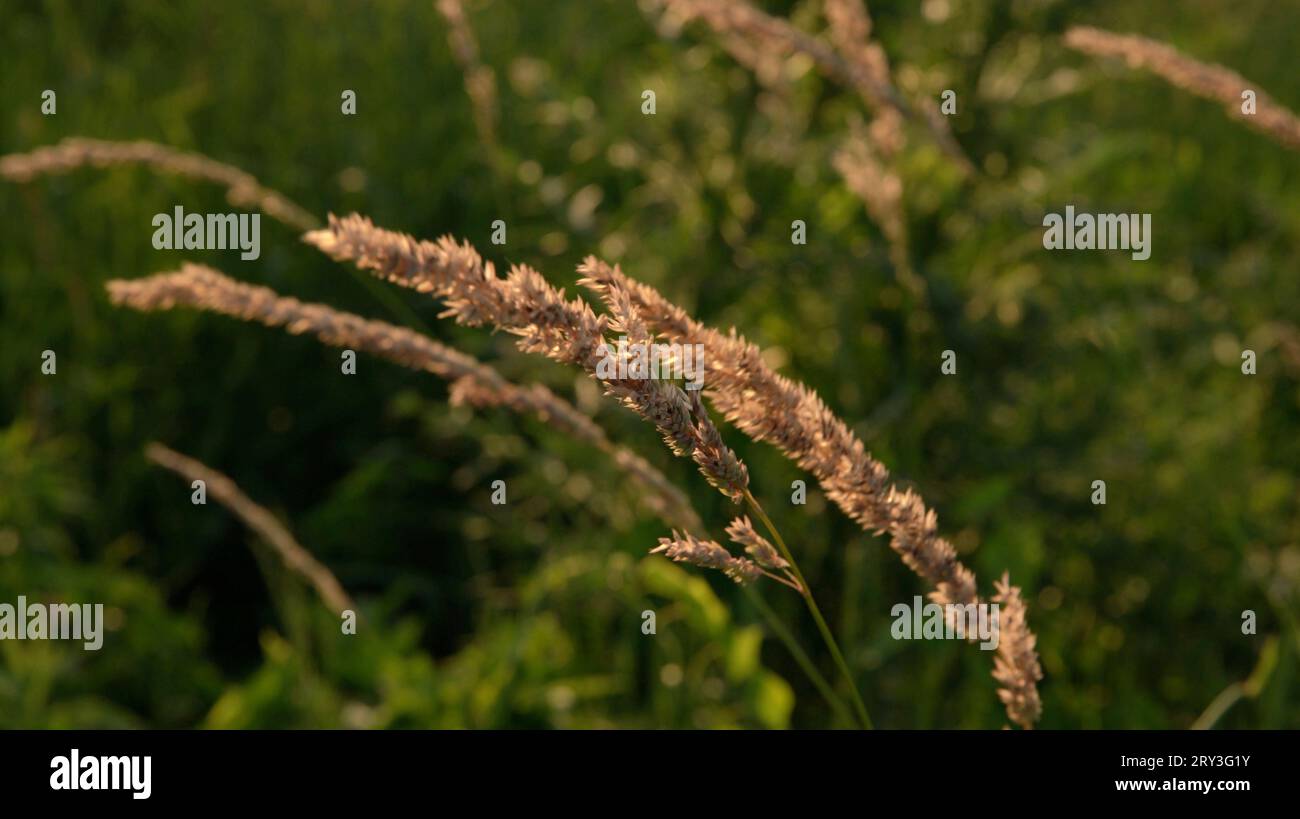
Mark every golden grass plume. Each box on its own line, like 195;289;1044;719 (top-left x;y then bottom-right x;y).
1064;25;1300;151
0;137;319;231
305;212;1043;727
110;263;703;533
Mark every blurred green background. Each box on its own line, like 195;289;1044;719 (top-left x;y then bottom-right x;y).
1;0;1297;728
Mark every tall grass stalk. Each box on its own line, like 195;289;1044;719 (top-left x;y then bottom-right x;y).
144;442;356;617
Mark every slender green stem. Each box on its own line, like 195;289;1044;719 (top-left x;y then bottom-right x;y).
741;585;855;727
1191;682;1244;730
745;489;873;730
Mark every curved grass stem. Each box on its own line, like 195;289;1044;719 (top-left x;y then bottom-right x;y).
744;489;873;729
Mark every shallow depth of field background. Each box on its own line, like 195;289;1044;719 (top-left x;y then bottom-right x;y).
1;0;1297;728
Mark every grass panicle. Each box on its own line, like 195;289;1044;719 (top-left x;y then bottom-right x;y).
436;0;499;152
660;0;971;171
110;264;702;533
1064;25;1300;151
579;256;1042;727
0;137;319;231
